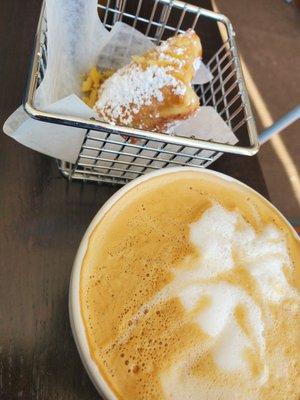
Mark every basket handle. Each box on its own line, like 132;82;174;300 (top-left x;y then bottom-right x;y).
259;105;300;144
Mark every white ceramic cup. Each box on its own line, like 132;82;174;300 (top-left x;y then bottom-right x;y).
69;166;298;399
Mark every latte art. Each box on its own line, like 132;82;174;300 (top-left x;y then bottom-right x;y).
80;171;300;400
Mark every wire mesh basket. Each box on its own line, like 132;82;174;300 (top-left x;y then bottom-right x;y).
24;0;259;185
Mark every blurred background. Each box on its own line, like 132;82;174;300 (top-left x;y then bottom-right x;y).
214;0;300;225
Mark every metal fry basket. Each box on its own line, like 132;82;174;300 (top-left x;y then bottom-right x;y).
24;0;259;185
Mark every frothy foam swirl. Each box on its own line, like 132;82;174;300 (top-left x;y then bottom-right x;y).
161;204;297;398
118;204;294;387
80;175;300;400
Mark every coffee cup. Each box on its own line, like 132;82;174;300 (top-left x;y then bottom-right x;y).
69;167;299;400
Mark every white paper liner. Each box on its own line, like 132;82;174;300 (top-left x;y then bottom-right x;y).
3;0;237;168
96;22;154;70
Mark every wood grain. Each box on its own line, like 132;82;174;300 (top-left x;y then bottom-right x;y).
0;0;268;399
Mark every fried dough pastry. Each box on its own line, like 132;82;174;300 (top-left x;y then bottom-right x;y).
94;29;202;132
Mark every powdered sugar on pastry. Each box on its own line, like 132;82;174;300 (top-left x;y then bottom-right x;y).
95;63;186;126
94;30;202;131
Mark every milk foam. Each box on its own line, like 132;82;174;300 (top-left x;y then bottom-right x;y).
233;222;296;302
118;203;295;396
161;204;296;396
189;203;238;278
81;175;300;400
180;282;266;375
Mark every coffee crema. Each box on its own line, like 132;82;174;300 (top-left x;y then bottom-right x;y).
80;171;300;400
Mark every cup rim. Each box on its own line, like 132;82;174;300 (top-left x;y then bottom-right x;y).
69;166;299;399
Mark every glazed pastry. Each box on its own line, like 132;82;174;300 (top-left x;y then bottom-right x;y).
94;29;202;132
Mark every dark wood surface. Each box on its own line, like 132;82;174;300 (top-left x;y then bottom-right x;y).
0;1;269;399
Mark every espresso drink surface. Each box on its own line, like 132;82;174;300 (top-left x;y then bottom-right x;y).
80;171;300;400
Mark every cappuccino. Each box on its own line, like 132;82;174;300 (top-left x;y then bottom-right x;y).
80;171;300;399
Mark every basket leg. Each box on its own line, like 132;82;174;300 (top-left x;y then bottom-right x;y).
67;129;91;180
259;105;300;144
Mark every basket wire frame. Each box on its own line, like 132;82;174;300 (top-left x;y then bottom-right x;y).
26;0;259;185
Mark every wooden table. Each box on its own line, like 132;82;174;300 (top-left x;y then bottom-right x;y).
0;1;268;399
